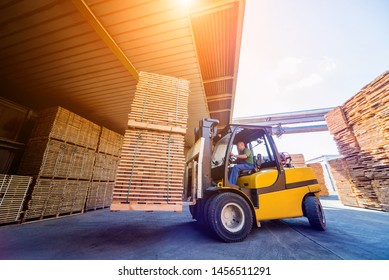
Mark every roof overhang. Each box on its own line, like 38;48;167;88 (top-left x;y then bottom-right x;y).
0;0;245;146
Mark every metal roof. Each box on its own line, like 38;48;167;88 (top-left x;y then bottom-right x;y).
0;0;245;146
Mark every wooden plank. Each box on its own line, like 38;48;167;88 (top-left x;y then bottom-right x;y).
127;121;186;134
110;202;182;212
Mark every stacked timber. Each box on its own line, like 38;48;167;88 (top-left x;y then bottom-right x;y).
97;127;123;157
18;106;100;220
307;163;329;196
290;154;306;167
326;71;389;211
113;72;189;212
0;174;32;224
86;129;122;211
327;158;359;207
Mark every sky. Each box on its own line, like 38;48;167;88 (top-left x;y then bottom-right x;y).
233;0;389;160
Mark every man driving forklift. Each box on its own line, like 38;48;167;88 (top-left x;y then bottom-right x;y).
228;141;254;185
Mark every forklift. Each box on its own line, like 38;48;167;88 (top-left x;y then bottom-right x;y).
184;118;326;243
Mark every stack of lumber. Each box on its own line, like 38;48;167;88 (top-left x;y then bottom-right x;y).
326;71;389;211
0;174;32;224
91;153;119;182
307;163;329;196
19;139;95;180
127;72;189;131
14;106;123;221
327;158;359;207
18;106;99;221
86;153;120;210
27;179;89;219
30;106;100;150
113;72;189;212
86;181;114;210
97;127;123;157
19;107;99;180
290;154;306;167
86;127;122;210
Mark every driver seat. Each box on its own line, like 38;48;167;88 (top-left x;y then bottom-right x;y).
239;153;262;177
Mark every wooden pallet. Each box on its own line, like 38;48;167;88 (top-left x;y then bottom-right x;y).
0;174;32;224
326;71;389;211
110;201;182;212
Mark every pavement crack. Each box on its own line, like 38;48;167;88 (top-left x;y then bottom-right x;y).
281;220;344;260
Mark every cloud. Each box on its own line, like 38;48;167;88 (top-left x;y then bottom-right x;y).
285;73;323;90
319;56;337;73
277;57;304;78
276;56;337;91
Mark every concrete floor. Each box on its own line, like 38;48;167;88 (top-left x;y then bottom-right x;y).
0;196;388;260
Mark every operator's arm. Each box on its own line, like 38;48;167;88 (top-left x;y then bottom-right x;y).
230;152;248;160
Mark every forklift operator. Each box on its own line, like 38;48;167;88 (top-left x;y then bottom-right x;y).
228;141;254;185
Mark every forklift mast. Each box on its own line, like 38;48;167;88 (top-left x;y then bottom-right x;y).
197;118;219;192
184;118;219;203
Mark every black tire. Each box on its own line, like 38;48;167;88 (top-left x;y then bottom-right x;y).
190;200;203;221
189;204;196;219
201;195;217;234
208;193;253;243
303;195;326;231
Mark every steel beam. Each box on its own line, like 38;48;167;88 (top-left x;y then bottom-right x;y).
233;108;334;126
70;0;139;80
271;124;328;135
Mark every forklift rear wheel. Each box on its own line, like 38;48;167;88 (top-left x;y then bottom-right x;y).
303;195;326;231
201;195;217;234
208;193;253;242
189;204;196;219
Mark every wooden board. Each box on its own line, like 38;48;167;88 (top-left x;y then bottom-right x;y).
0;174;32;224
307;163;329;196
324;106;349;134
290;154;306;167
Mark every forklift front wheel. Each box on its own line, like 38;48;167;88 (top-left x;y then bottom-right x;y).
303;195;326;231
208;193;253;242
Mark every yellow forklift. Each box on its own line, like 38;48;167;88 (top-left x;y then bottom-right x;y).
184;119;326;242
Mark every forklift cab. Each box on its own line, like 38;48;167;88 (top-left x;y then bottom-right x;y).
211;125;282;188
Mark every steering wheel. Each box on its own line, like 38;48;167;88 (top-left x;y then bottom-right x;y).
229;155;237;164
